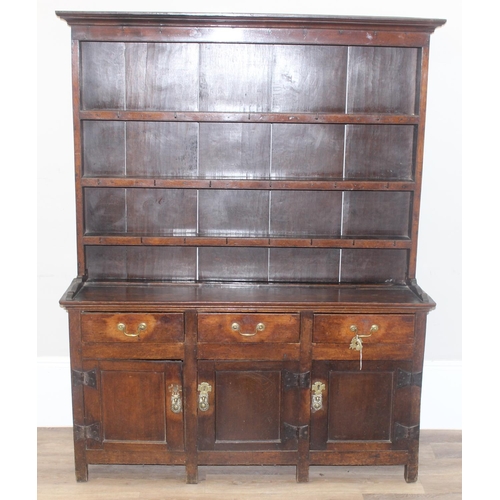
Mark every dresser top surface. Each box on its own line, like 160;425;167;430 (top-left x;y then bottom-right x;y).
60;280;435;312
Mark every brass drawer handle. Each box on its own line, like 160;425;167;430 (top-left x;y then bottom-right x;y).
349;324;379;370
349;323;379;345
117;322;147;338
231;322;265;337
198;382;212;412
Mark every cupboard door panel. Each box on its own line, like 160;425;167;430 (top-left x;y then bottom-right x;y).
101;369;166;442
216;370;281;442
328;371;393;441
197;361;300;451
83;360;183;451
310;362;412;450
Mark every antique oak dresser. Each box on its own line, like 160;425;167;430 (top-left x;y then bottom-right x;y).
57;11;446;484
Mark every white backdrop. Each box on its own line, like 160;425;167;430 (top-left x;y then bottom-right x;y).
36;0;462;428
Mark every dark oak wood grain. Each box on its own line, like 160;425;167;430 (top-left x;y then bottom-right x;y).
57;11;444;485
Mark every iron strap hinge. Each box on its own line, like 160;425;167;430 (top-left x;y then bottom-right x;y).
396;368;423;389
72;369;97;389
394;423;420;441
74;423;101;442
283;422;309;442
284;370;311;390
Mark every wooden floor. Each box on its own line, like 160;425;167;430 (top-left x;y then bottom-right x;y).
38;428;461;499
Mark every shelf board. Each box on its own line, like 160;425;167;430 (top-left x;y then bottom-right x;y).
82;234;412;249
79;110;419;125
81;177;416;191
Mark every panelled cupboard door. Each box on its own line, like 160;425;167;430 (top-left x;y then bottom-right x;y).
310;361;413;451
197;361;303;451
81;360;184;453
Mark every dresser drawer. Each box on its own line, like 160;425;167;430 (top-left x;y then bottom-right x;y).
313;314;414;344
81;313;184;343
198;313;300;343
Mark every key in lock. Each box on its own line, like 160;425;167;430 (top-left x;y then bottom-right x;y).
349;324;379;370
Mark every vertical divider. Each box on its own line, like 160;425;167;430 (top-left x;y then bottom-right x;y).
268;123;273;281
297;310;313;482
184;310;198;483
73;39;85;277
196;121;200;280
338;46;350;284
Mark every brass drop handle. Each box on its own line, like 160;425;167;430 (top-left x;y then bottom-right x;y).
117;322;147;338
231;322;265;337
198;382;212;412
349;324;379;370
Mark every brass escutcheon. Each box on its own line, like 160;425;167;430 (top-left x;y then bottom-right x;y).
197;382;212;412
311;381;326;412
168;384;182;414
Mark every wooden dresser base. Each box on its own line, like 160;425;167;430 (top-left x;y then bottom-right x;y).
63;280;432;484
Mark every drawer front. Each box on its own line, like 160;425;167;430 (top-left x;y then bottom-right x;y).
313;314;414;344
81;313;184;343
198;313;300;343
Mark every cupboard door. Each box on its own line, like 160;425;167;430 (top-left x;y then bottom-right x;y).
310;361;412;451
197;361;302;451
82;360;184;453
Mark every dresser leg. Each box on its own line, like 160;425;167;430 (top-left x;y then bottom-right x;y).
72;424;88;481
404;462;418;483
186;464;198;484
74;453;88;483
404;434;420;482
296;464;309;483
75;466;88;482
